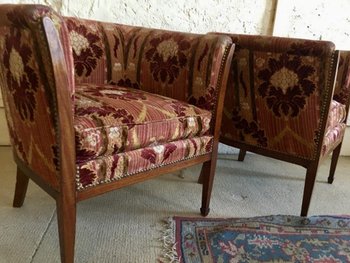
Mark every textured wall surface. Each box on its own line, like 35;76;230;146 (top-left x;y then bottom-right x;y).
274;0;350;50
0;0;276;35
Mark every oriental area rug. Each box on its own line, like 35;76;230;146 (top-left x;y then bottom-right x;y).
159;215;350;263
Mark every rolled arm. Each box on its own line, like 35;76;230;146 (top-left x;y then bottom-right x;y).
0;4;75;191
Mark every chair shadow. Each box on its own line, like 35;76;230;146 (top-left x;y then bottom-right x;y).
217;155;330;184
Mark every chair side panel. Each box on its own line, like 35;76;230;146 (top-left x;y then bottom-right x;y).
221;34;336;160
0;5;74;190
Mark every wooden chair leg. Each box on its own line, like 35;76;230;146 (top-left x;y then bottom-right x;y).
56;195;76;263
200;158;218;216
13;167;29;208
300;162;319;217
238;149;246;161
198;148;246;184
328;143;342;184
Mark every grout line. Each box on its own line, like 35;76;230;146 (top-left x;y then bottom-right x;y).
29;208;56;263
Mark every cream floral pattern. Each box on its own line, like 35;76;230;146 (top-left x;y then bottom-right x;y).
74;84;212;162
270;67;299;93
77;136;213;189
258;54;316;117
145;33;191;84
156;40;179;61
3;29;38;121
70;30;90;56
66;19;103;77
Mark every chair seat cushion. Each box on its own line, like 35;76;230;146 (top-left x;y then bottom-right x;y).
321;123;346;156
321;100;347;156
327;100;347;130
76;135;213;189
74;84;211;162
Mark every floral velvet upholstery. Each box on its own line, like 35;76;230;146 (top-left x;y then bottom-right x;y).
321;51;350;157
334;51;350;112
327;100;347;130
0;5;232;192
75;84;211;163
217;34;349;216
65;17;229;112
321;100;347;156
77;136;213;189
219;34;348;161
74;83;213;189
0;5;234;262
0;5;74;190
62;17;232;190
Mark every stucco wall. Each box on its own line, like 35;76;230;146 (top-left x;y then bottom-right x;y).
274;0;350;50
0;0;277;35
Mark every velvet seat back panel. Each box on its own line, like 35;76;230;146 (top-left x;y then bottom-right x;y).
220;34;337;160
64;17;232;114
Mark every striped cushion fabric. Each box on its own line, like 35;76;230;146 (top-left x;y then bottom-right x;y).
327;100;347;130
321;123;346;157
321;100;347;156
74;84;211;163
76;135;213;189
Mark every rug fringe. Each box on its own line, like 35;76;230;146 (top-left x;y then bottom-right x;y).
158;217;180;263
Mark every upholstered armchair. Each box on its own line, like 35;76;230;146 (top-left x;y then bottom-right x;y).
0;4;234;262
217;34;349;216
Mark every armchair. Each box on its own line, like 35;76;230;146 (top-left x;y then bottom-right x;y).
216;34;349;216
0;4;234;262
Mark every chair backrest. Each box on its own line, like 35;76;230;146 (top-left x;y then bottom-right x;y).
220;34;338;161
64;17;232;112
334;50;350;116
0;4;75;190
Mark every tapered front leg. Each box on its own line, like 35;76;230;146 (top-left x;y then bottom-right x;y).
13;166;29;208
238;149;246;161
200;158;218;216
301;162;319;217
56;192;76;263
328;143;342;184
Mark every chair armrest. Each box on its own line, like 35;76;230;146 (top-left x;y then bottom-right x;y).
0;4;75;191
220;34;338;160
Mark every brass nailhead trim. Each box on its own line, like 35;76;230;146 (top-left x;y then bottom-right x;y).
312;51;337;160
76;148;212;191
